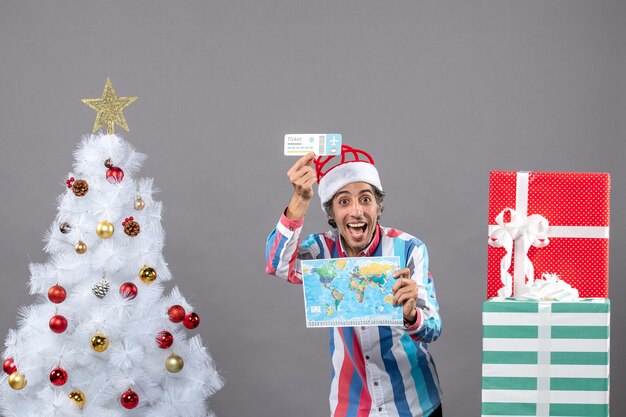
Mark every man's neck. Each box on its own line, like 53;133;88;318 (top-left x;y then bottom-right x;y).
343;242;362;257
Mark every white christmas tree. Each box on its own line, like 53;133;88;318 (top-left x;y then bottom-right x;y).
0;79;223;417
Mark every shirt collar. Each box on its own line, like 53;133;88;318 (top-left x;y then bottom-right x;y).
336;224;382;258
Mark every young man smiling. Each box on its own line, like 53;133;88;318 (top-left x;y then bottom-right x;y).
265;146;442;417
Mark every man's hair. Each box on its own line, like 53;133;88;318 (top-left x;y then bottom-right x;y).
323;186;385;229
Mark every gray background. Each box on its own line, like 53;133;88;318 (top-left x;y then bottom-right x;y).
0;1;624;416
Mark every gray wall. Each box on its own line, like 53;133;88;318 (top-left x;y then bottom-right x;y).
1;1;624;416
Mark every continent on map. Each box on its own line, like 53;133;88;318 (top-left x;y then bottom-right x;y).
348;262;397;303
357;262;397;280
313;263;338;287
331;289;344;310
335;260;347;270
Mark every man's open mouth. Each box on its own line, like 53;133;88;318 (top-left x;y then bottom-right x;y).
346;222;367;240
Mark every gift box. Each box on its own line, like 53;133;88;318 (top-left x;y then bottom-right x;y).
481;298;610;417
487;171;610;298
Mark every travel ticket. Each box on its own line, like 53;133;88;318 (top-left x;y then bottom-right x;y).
284;134;342;156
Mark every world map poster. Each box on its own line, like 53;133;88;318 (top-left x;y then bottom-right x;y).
301;256;402;327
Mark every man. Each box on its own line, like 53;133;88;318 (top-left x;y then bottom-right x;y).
265;145;442;417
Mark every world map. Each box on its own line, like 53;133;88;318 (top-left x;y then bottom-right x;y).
301;256;402;327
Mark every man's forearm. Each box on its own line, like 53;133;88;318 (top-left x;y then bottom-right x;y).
265;211;306;284
285;194;311;220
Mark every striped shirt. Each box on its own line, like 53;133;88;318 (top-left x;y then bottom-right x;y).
265;213;443;417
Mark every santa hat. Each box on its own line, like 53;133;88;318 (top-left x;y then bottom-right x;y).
315;145;382;211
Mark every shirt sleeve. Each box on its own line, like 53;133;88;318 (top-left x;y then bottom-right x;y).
404;241;442;343
265;211;319;284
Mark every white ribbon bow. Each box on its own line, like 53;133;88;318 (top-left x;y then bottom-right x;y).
488;208;550;297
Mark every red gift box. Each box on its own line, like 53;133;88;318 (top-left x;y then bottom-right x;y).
487;171;610;299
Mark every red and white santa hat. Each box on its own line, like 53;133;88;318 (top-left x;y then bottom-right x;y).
315;145;382;211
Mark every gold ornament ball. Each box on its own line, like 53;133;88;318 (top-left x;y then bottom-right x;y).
139;266;157;284
165;354;184;373
91;333;110;352
75;241;87;254
8;371;27;390
134;196;145;210
68;390;86;409
96;220;114;239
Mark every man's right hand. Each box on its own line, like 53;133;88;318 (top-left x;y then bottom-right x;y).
285;152;316;220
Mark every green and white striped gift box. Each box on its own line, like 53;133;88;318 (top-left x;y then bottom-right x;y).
482;298;610;417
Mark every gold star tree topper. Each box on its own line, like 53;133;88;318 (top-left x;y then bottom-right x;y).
81;78;138;134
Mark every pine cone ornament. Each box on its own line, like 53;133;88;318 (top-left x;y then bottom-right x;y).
122;217;140;237
59;222;72;234
92;279;110;299
67;178;89;197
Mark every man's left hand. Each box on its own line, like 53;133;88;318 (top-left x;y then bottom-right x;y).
392;268;418;325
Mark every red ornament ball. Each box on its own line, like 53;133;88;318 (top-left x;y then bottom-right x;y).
183;312;200;329
106;167;125;184
48;285;67;304
168;305;186;323
155;331;174;349
49;367;68;386
49;315;68;333
120;389;139;409
3;358;17;375
119;282;138;300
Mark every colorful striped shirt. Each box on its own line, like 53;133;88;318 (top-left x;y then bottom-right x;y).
265;213;443;417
